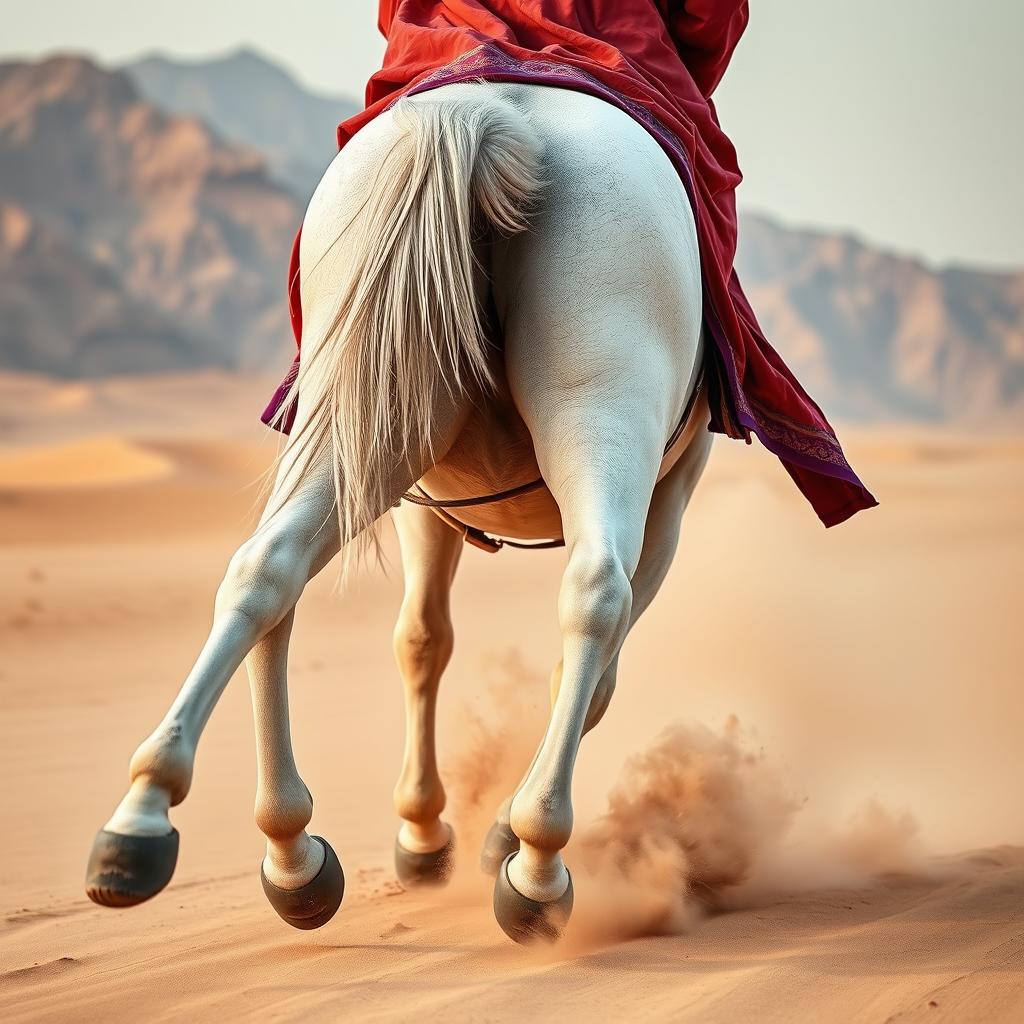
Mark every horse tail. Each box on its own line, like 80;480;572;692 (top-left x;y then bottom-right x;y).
268;89;544;570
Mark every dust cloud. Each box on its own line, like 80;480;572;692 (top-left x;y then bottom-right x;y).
443;658;927;947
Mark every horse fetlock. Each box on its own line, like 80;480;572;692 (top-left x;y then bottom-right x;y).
393;772;446;827
509;785;572;857
508;780;572;897
254;780;314;843
128;725;194;806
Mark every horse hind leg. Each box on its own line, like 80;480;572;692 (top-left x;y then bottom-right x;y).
490;376;712;936
489;394;663;943
480;417;711;894
86;359;476;916
390;502;463;887
480;654;616;877
85;453;341;910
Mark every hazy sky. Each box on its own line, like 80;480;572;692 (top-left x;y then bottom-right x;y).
3;0;1021;268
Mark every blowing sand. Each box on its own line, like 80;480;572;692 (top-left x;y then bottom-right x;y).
1;372;1022;1022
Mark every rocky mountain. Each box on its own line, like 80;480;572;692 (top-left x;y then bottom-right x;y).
0;201;211;376
124;48;359;200
735;215;1024;428
0;55;301;376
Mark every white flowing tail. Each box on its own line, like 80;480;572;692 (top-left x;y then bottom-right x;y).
270;89;544;566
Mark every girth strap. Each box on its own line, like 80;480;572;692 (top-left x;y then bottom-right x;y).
402;474;547;509
399;360;706;553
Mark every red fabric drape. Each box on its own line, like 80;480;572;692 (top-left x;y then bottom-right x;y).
265;1;877;527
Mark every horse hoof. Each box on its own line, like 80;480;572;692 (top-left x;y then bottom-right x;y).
395;828;455;888
261;836;345;930
480;819;520;876
493;853;573;944
85;828;180;907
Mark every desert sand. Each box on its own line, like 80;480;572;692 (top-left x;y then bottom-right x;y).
1;370;1022;1022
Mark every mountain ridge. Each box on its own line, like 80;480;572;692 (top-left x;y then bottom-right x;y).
0;53;301;376
735;212;1024;427
0;50;1021;429
124;48;359;199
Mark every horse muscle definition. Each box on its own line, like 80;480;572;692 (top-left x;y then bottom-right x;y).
86;82;711;943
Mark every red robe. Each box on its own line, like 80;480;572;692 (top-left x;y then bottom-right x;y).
265;1;877;527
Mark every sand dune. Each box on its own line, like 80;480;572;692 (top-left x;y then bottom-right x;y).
1;374;1022;1021
0;435;174;489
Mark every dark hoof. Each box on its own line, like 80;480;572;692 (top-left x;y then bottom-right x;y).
480;819;520;876
493;853;573;944
85;828;179;907
395;828;455;888
261;836;345;930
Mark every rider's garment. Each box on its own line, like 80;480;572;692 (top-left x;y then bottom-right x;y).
263;1;877;528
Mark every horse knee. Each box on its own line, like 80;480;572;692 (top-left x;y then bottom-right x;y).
393;606;453;691
216;530;306;634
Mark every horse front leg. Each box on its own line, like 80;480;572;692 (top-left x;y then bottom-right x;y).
249;603;347;929
242;468;353;929
86;455;339;909
390;501;463;887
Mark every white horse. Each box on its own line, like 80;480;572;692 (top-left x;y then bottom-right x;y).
85;81;711;944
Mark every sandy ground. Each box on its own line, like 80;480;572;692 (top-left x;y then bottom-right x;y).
1;371;1022;1022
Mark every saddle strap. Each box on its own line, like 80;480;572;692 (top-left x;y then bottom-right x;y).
400;360;706;553
401;474;547;509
